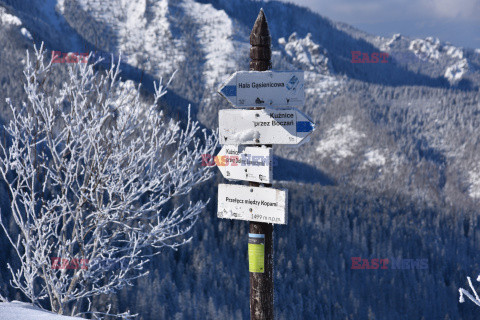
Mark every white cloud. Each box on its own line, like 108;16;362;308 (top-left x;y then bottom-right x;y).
419;0;480;20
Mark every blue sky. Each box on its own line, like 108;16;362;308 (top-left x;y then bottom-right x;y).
277;0;480;49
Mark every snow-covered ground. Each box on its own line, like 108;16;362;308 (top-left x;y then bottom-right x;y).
0;6;32;41
0;7;22;26
316;116;365;163
468;168;480;199
364;149;386;167
0;302;80;320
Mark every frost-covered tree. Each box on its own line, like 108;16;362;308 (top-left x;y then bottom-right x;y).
0;44;217;318
459;274;480;307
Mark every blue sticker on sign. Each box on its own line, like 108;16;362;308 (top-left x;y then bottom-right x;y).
286;75;299;91
296;121;314;133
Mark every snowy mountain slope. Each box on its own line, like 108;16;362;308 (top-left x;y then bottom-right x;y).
0;6;31;47
1;0;80;50
1;0;480;257
0;5;37;123
315;115;366;164
181;0;245;89
1;0;479;204
59;0;185;76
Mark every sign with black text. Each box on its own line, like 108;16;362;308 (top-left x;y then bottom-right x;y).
219;71;304;107
219;107;315;145
217;184;288;224
216;145;273;183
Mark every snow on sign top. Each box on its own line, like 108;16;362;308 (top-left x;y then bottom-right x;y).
219;107;315;145
218;71;304;107
0;301;81;320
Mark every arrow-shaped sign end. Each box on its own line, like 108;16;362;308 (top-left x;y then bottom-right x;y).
220;85;236;97
218;73;237;104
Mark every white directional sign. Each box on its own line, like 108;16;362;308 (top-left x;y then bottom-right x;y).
217;184;288;224
218;71;304;108
219;107;315;145
216;145;273;183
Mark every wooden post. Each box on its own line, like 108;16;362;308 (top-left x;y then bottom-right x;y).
249;9;274;320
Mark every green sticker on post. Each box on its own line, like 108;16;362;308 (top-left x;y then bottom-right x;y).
248;233;265;273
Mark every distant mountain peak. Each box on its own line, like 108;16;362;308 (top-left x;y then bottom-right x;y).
408;37;469;84
278;32;332;74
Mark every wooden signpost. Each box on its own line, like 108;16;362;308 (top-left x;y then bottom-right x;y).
215;9;315;320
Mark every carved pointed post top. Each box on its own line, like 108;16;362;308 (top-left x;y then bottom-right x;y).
250;9;272;71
